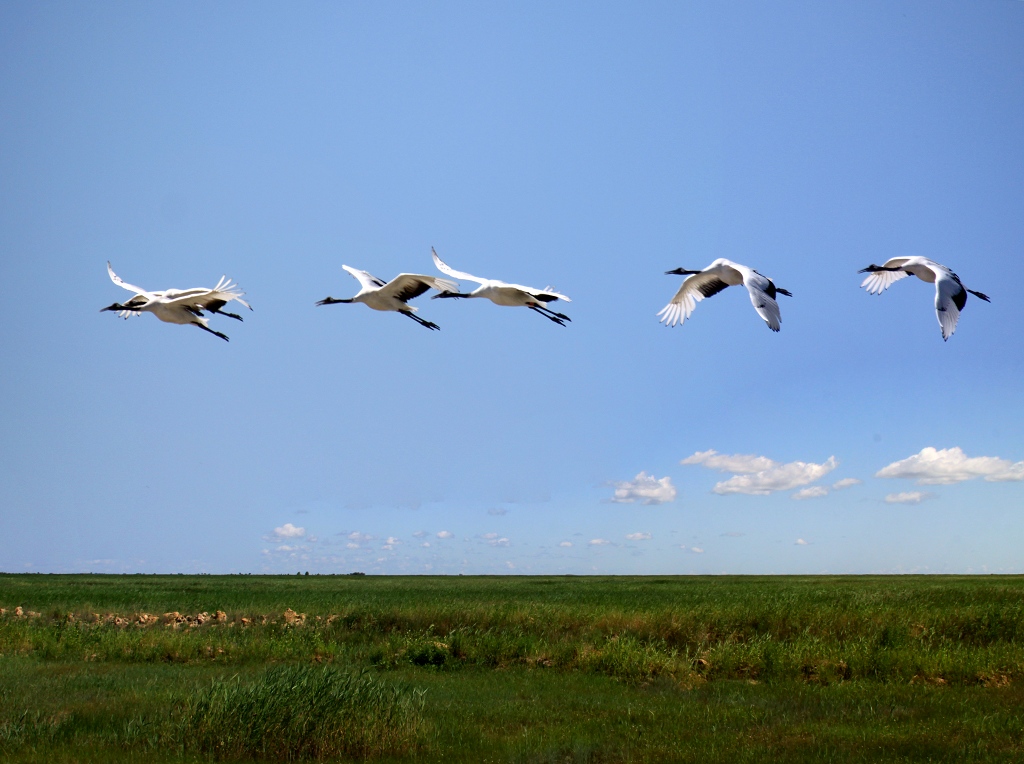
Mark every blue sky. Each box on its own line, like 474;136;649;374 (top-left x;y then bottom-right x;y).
2;1;1022;575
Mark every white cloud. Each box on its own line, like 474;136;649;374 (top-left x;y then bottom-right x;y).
559;541;573;547
488;537;510;547
610;472;677;505
482;532;499;539
271;523;305;540
876;447;1024;485
348;531;372;543
412;531;428;538
681;450;778;473
346;543;359;549
421;542;431;548
832;478;862;490
709;457;838;496
795;538;809;545
385;537;401;545
681;545;704;553
625;532;652;541
436;530;453;539
884;491;934;505
792;486;829;500
589;538;610;546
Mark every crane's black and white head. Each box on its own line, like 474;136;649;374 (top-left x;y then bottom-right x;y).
665;267;702;276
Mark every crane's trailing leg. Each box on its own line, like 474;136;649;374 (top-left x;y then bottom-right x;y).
529;305;567;326
193;322;229;341
403;311;440;331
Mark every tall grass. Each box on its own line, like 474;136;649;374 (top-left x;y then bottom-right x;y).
3;575;1024;685
180;664;424;760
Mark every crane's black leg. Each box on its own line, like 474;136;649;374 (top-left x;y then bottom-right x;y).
529;305;566;326
403;311;440;331
212;308;244;321
193;322;229;341
541;305;571;322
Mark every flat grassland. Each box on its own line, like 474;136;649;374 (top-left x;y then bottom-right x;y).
1;574;1023;762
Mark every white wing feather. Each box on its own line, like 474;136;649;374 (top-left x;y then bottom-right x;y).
378;274;459;301
743;275;782;333
657;271;729;327
431;248;486;284
342;264;386;291
107;262;154;298
934;276;963;341
861;258;911;294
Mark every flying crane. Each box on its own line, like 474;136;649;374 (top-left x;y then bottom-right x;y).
316;264;456;331
101;262;251;341
859;257;990;340
659;258;792;332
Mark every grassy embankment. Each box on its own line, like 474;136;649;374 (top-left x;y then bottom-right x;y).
1;574;1023;762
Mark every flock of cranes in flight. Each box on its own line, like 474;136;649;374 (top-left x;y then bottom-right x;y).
102;250;990;342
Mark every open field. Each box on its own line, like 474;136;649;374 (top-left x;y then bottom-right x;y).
2;574;1023;762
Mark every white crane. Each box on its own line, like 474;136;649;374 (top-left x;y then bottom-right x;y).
315;264;457;331
430;247;572;326
658;258;792;332
101;262;251;341
859;257;990;341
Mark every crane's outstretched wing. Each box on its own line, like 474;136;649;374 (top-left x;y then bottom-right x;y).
657;271;731;327
505;283;571;303
207;275;252;310
107;262;153;297
934;275;966;341
431;248;486;285
342;265;387;291
743;272;783;332
162;277;251;315
380;274;459;303
860;257;911;294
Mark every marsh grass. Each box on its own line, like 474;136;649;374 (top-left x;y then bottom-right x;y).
3;575;1024;761
180;664;424;760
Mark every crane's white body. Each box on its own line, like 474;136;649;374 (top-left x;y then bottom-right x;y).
659;258;790;332
430;248;571;325
316;264;456;330
103;262;250;340
859;256;990;341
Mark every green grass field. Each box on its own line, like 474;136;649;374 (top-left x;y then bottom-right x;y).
1;574;1023;762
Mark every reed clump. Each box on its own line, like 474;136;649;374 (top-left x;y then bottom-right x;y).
179;664;424;760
